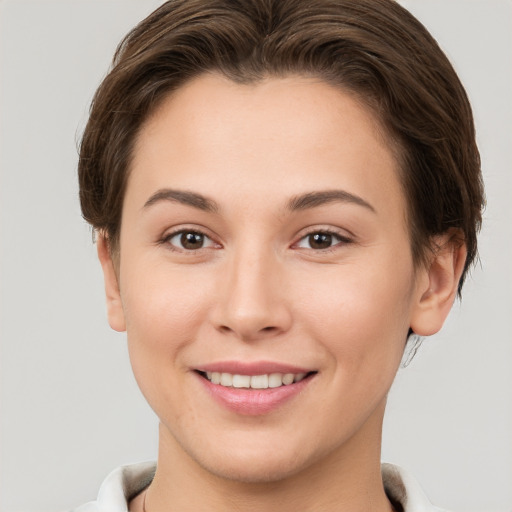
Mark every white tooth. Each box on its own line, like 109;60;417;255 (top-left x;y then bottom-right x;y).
211;372;221;384
250;374;269;389
294;373;306;383
220;373;233;386
268;373;283;388
206;371;212;380
232;374;251;388
282;373;294;385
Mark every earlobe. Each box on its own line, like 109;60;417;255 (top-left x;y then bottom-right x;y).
410;233;467;336
97;233;126;332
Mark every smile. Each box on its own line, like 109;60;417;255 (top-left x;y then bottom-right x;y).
202;371;309;389
195;364;317;415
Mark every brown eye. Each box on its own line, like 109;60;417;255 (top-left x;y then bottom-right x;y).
181;232;204;249
308;233;333;249
296;231;350;250
167;230;215;251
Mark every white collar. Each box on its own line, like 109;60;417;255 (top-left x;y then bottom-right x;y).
381;463;448;512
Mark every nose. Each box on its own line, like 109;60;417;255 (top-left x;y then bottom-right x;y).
212;247;292;342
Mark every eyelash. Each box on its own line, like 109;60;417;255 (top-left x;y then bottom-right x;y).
160;228;353;253
293;229;353;252
160;229;218;252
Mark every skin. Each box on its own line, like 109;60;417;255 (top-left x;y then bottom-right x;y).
98;74;466;512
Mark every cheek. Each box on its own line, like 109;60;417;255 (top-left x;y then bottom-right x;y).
120;264;213;391
122;258;212;330
294;257;414;367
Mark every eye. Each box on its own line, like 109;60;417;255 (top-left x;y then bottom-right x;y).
166;230;216;251
295;231;350;250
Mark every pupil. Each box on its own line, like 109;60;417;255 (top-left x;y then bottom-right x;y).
181;232;204;249
310;233;332;249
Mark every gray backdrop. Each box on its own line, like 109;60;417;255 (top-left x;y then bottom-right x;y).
1;1;511;511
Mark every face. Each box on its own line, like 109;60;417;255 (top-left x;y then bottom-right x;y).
102;74;443;483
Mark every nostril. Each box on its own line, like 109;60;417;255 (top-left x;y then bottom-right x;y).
216;323;281;340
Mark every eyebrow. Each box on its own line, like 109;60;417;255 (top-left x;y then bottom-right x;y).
143;188;219;213
287;190;376;213
143;188;375;215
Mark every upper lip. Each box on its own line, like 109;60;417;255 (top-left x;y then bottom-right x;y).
195;361;314;375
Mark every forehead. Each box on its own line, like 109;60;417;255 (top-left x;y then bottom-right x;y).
128;73;405;221
136;73;393;159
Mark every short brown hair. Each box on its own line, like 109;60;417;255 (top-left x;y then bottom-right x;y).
78;0;484;294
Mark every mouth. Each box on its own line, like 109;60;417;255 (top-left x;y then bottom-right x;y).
196;370;315;389
194;365;317;415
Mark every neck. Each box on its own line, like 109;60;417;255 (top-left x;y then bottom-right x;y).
142;404;393;512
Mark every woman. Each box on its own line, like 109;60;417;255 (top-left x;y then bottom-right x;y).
75;0;484;510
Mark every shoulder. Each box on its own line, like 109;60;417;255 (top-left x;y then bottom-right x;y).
382;463;449;512
71;461;156;512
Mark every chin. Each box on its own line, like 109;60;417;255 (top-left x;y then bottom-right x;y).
197;453;308;484
180;431;328;485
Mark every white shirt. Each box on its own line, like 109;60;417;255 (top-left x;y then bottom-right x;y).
72;461;448;512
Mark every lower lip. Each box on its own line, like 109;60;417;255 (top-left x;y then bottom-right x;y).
196;373;314;416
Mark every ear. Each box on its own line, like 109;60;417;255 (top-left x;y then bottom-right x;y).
96;233;126;332
410;232;467;336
